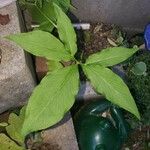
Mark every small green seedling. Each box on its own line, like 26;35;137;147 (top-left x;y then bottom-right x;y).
0;107;26;150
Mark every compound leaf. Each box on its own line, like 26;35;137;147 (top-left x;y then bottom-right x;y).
22;65;79;137
86;47;138;66
82;64;140;119
0;134;23;150
54;3;77;56
6;30;72;61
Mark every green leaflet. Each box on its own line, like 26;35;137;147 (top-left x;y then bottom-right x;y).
6;30;72;61
22;65;79;137
6;107;26;146
82;64;140;119
38;21;54;32
0;134;23;150
54;3;77;56
86;47;138;66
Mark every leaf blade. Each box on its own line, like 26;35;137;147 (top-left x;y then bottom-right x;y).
6;30;72;61
82;64;140;119
6;107;26;145
22;65;79;137
47;60;63;72
54;3;77;56
25;0;71;32
0;134;23;150
86;47;138;66
38;21;54;32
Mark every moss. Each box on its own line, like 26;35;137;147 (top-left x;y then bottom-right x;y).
126;50;150;125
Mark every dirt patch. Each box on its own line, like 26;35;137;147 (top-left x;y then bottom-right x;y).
77;23;124;60
83;23;113;56
122;127;150;150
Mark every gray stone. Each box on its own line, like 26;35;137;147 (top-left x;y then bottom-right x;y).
72;0;150;33
41;113;79;150
77;82;101;101
0;0;16;8
0;2;36;113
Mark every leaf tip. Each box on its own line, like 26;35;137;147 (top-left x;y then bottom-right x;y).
4;34;16;42
4;35;11;40
136;111;141;120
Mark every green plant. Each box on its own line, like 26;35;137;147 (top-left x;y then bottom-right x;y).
107;26;129;47
130;61;147;76
18;0;72;32
0;107;26;150
0;107;42;150
126;50;150;126
6;3;140;140
19;0;72;71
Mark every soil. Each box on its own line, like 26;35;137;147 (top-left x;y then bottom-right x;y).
76;23;123;60
82;23;112;56
122;127;150;150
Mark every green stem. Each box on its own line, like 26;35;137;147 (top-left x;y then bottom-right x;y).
75;59;81;65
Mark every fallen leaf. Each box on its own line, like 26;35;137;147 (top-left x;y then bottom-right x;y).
107;38;118;47
94;24;103;34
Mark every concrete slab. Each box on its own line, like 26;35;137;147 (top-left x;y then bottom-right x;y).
0;0;16;8
41;113;79;150
72;0;150;33
0;2;36;113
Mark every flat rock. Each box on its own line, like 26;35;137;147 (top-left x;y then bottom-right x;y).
77;81;101;101
0;2;36;113
41;113;79;150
